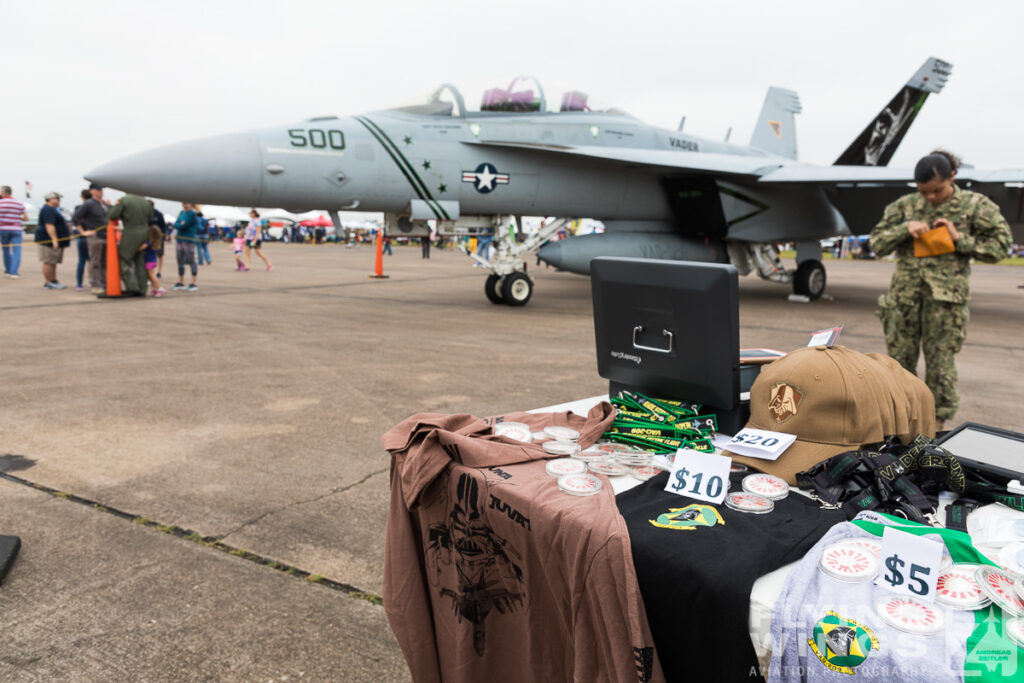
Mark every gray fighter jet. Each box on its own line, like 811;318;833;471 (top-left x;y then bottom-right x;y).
87;59;1024;306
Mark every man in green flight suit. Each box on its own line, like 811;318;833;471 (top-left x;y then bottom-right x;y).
870;150;1011;429
108;193;154;296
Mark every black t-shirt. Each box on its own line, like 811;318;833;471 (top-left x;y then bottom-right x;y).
616;471;844;682
35;205;70;246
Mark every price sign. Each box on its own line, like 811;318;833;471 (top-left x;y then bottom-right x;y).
807;325;844;347
713;428;796;461
875;527;944;602
664;449;731;504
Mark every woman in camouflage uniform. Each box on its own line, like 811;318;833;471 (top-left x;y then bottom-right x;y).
870;151;1012;428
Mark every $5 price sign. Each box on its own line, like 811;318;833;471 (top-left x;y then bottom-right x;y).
665;449;731;504
875;527;944;602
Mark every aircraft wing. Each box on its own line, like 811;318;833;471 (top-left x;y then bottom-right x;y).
463;139;782;177
758;165;1024;184
466;140;1024;186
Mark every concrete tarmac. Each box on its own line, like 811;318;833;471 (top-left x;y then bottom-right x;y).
0;243;1021;680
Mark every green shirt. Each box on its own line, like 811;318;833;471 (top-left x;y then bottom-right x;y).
108;194;154;232
869;186;1011;303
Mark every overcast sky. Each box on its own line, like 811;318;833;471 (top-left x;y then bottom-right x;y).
4;0;1023;215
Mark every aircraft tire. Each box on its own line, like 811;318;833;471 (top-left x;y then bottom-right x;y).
793;260;826;299
501;272;533;306
485;274;506;304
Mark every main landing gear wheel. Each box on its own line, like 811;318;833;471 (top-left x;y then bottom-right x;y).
793;260;826;299
501;272;533;306
485;274;505;304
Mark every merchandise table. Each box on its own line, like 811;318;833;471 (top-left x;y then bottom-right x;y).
529;395;796;665
383;396;1022;681
528;395;1022;681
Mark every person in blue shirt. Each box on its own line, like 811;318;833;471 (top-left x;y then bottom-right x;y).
172;202;199;291
35;192;70;289
195;210;211;266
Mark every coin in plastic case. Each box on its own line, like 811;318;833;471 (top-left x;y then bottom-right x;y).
629;465;664;481
588;460;630;477
833;538;883;560
818;542;879;582
725;492;774;514
543;440;582;456
532;431;549;442
875;595;945;635
572;447;610;463
730;462;749;473
1006;618;1024;649
545;458;587;478
557;473;603;496
974;566;1024;617
935;564;991;611
493;421;532;442
544;425;581;441
741;473;789;500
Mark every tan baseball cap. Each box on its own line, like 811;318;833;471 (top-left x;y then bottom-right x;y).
865;352;935;440
727;345;928;484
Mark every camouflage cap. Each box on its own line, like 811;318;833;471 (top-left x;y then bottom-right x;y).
727;345;919;484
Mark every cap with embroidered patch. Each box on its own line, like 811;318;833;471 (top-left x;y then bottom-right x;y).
726;345;934;484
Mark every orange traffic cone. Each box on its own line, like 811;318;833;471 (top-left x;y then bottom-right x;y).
368;229;389;279
100;220;124;297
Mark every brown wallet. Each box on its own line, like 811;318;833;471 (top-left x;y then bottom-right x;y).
913;225;956;257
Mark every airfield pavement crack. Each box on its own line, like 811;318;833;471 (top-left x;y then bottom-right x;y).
214;467;388;542
0;467;384;605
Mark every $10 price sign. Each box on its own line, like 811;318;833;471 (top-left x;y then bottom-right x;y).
875;526;944;602
664;449;731;505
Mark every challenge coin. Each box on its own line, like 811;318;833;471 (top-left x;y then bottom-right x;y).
544;425;580;441
588;460;630;477
818;542;878;582
875;595;945;635
542;440;582;456
557;473;603;496
976;566;1024;617
742;473;789;500
724;491;774;514
936;565;990;610
545;458;587;478
493;421;531;442
629;465;664;481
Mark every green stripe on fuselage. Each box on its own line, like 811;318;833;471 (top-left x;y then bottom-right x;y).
354;116;449;220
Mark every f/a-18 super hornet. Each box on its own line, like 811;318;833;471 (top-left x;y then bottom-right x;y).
87;58;1024;306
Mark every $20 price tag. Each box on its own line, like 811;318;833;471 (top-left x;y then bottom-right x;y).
664;449;731;505
875;527;944;602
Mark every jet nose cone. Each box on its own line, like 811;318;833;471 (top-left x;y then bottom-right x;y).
86;132;263;205
537;240;562;268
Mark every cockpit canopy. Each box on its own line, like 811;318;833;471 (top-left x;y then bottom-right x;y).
391;77;630;118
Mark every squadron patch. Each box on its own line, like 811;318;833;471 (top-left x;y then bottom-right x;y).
462;163;510;194
768;120;782;138
809;611;878;675
768;382;803;423
649;504;724;531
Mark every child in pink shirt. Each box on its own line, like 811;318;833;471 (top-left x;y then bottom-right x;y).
233;230;248;271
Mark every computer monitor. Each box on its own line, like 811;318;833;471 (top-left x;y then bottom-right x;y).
591;258;739;410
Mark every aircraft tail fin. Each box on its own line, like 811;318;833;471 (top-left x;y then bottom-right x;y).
834;57;952;166
749;87;802;159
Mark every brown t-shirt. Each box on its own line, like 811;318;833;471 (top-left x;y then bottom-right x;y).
382;403;664;683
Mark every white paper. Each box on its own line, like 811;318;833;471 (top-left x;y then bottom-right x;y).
714;428;796;461
664;449;731;504
875;527;944;602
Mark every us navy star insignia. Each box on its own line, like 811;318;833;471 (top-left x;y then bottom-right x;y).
461;163;510;194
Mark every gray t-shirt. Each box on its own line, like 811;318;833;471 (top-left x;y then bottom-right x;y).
767;518;984;682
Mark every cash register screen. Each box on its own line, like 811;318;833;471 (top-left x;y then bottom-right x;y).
590;257;739;409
